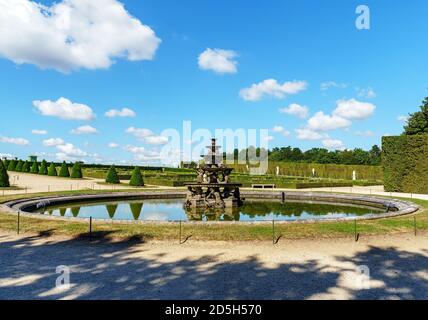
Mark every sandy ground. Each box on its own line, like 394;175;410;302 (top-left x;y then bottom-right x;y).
0;230;427;300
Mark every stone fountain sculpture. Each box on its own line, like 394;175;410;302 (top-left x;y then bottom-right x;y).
184;138;244;209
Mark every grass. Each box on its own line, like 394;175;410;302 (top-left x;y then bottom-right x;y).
0;189;427;241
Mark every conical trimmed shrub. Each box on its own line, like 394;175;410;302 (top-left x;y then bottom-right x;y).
130;203;143;220
129;166;144;186
70;162;83;179
0;160;10;187
7;160;16;171
105;165;120;184
106;204;118;219
3;160;10;169
71;207;80;217
38;160;48;175
15;160;24;172
30;160;39;174
58;161;70;177
48;163;58;176
22;161;30;173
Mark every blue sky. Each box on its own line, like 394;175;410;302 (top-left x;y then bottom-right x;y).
0;0;427;165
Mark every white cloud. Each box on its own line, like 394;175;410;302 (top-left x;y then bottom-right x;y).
264;136;274;142
333;99;376;120
0;135;29;146
108;142;119;148
124;145;160;161
56;143;87;157
105;108;136;118
42;138;65;147
356;87;376;98
70;125;98;135
126;127;154;139
198;48;238;74
322;138;345;150
144;135;169;145
126;127;168;145
307;111;352;131
33;97;96;120
398;115;409;123
321;81;347;91
240;79;307;101
295;128;326;141
355;130;374;137
31;129;47;135
272;126;285;133
279;103;309;119
0;0;161;72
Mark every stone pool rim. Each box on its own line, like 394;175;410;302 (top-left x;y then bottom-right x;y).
2;191;420;224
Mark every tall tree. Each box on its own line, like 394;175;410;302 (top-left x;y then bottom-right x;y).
403;96;428;135
0;160;10;187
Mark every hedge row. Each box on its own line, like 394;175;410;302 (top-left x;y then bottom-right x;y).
5;159;83;179
382;135;428;194
230;161;383;181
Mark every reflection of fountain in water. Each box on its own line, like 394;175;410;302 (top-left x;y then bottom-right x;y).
185;207;241;221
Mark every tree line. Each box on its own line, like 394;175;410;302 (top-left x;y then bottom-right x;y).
223;145;382;166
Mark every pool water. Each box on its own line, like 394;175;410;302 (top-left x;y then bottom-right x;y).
37;199;384;222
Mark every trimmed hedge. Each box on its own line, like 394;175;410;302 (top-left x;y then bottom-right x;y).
48;163;58;176
382;135;428;194
106;165;120;184
39;160;48;175
22;161;30;173
7;160;16;171
70;162;83;179
129;167;144;186
231;161;383;181
30;161;39;174
0;160;10;187
59;162;70;178
15;160;23;172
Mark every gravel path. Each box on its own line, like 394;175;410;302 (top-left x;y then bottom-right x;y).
0;231;427;300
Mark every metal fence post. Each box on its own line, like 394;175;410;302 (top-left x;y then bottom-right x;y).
354;219;359;242
272;220;275;245
414;216;417;237
89;217;92;242
17;212;20;235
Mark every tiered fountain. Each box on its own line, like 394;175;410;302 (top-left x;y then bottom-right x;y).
184;138;244;210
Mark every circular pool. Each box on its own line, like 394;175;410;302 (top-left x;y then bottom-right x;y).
3;191;420;223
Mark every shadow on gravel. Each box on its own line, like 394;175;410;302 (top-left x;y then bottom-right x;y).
0;234;427;300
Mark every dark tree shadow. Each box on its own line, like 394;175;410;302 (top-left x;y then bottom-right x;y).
336;246;428;300
0;234;427;300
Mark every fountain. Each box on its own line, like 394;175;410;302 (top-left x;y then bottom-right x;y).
184;138;244;209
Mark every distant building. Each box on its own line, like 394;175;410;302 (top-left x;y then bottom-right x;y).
28;155;38;162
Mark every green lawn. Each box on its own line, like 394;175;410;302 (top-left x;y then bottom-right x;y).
0;189;427;241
